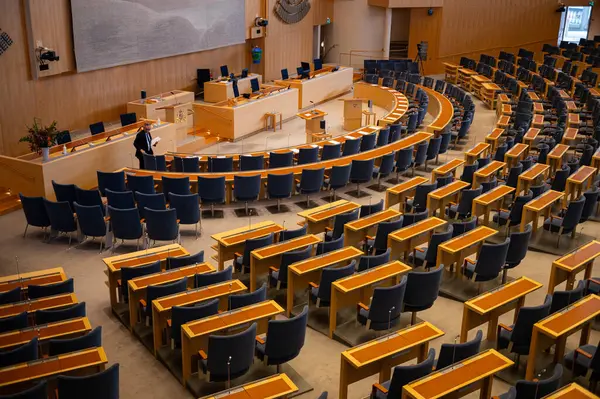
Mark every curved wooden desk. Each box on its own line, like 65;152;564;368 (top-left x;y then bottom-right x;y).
420;86;454;136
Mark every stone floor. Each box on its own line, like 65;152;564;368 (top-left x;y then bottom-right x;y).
2;84;600;398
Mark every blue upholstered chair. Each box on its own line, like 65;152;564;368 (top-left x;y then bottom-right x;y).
447;187;482;219
229;283;267;310
0;287;21;305
357;277;407;331
424;136;442;170
405;182;437;213
57;363;119;399
267;173;294;212
402;209;429;228
502;225;532;282
316;234;344;255
280;224;307;241
167;250;204;270
126;174;155;197
326;209;359;242
548;166;569;192
120;261;161;303
0;380;47;398
366;218;403;255
460;163;478;185
145;208;180;245
269;151;294;168
371;349;435;399
234;233;273;273
74;203;108;251
372;152;396;190
436;174;453;188
75;187;104;215
360;133;377;152
97;171;126;196
376;128;390;147
505;164;524;188
208;156;233;172
580;188;599;222
411;141;428;175
156;154;169;170
296;168;325;207
105;189;135;210
142;153;157;171
462;239;510;291
360;199;384;218
43;199;78;246
28;278;74;300
240;154;264;171
48;326;102;356
170;299;219;348
349;159;375;197
161;176;191;201
342;138;361;156
233;175;261;215
493;191;533;236
0;337;38;368
142;277;188;325
169;193;200;239
0;312;28;334
411;225;453;268
195;266;233;288
496;364;563;399
436;330;482;369
19;194;50;239
550;280;585;314
321;143;341;160
309;261;355;308
35;302;86;325
403;265;443;324
389;124;402;143
108;206;143;250
392;146;413;183
324;164;351;200
298;147;319;165
52;181;77;210
543;196;585;247
564;342;600;391
481;177;498;193
358;248;391;272
269;246;313;289
197;176;226;217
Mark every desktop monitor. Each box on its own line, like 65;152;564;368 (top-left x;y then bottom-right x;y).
301;61;311;72
313;58;323;71
232;80;240;98
220;65;229;78
250;78;260;93
281;68;289;80
296;67;304;76
241;68;248;78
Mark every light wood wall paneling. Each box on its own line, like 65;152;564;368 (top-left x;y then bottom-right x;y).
408;7;443;74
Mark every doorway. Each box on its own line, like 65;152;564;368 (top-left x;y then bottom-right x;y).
558;6;593;43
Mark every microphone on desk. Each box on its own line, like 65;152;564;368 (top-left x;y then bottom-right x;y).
387;306;396;330
451;334;460;369
310;100;317;114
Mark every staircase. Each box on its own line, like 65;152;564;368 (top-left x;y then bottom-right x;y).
390;41;409;59
0;188;21;216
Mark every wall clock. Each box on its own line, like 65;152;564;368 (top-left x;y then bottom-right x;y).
274;0;311;24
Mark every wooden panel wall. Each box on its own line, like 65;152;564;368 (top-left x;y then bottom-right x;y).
409;0;562;74
407;7;443;74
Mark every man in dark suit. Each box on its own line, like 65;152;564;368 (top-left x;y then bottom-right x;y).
133;122;155;169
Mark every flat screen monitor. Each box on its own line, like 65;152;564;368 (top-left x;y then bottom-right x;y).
301;62;311;72
250;78;260;93
241;68;248;78
296;67;304;76
232;80;240;98
313;58;323;71
281;68;289;80
220;65;229;78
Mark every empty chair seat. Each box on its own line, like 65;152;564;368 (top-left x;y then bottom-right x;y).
28;278;74;300
35;302;86;325
229;283;267;310
357;277;407;331
48;326;102;356
19;194;50;239
0;337;38;368
57;363;119;399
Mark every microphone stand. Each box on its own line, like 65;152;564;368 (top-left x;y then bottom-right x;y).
227;355;232;390
451;335;459;369
533;369;546;398
388;306;395;330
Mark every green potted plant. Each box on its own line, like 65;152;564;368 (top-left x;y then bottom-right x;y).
19;118;58;162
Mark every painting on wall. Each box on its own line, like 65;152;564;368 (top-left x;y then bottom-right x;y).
71;0;246;72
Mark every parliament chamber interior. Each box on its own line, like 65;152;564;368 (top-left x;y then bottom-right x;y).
4;0;600;398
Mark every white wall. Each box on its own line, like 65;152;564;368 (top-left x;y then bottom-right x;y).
323;0;387;68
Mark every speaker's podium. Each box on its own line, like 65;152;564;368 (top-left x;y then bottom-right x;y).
297;109;329;143
157;102;193;141
339;98;364;131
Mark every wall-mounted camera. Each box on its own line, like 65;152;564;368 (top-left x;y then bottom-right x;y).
36;46;60;71
427;7;434;16
254;17;269;27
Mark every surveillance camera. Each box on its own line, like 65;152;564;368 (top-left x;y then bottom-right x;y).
40;50;59;62
427;7;434;16
254;17;268;27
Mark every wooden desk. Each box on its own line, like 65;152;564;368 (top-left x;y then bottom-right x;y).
471;75;491;99
127;90;194;120
420;86;454;136
385;177;429;211
0;267;66;295
287;246;363;316
152;279;246;356
181;300;284;385
103;244;189;309
436;226;498;276
593;148;600;170
203;74;263;103
443;63;459;84
127;263;215;331
353;83;409;126
330;262;411;338
426;180;471;218
0;347;107;390
461;277;542;342
0;317;91;351
547;144;570;175
529;91;541;102
473;161;505;189
568;113;581;128
548;240;600;294
523;128;541;152
202;374;298;399
250;235;320;291
340;322;444;399
565;165;596;203
297;110;328;142
458;68;478;89
343;209;401;249
533;102;544;114
542;383;599;398
516;163;550;195
485;128;505;152
388;217;447;261
0;294;78;319
297;200;360;234
472;185;515;226
520;190;564;234
532;114;545;129
504;143;528;172
497;94;510;106
431;159;465;182
402;349;513;399
496;115;510;129
481;83;501;109
497;104;511;120
465;143;491;165
212;221;283;271
526;295;600;380
562;127;579;145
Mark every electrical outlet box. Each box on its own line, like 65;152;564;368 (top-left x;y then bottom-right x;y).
251;26;263;39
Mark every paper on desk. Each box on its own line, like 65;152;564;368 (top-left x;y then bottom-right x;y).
344;135;356;140
151;137;161;146
310;144;318;148
329;140;340;145
292;149;300;154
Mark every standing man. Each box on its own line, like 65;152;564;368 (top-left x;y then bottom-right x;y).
133;121;155;169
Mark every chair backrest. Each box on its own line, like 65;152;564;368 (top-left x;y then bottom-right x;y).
0;312;28;334
126;174;155;196
97;171;126;196
450;217;477;237
145;208;179;242
57;363;119;399
298;147;319;165
436;174;453;188
105;189;135;210
460;164;478;184
0;337;38;368
551;167;570;191
327;164;352;190
373;219;404;251
269;151;294;168
562;196;586;232
389;124;402;143
162;176;191;199
438;132;452;155
171;299;219;346
376;152;396;177
426;137;442;161
403;265;443;311
360;199;384;218
424;225;453;264
511;296;552;348
360;133;377;152
108;206;143;241
316;234;344;255
208;156;234;172
413;141;429;164
276;246;313;285
413;182;438;209
456;187;483;215
436;330;483;369
35;302;86;325
169;193;200;225
240;155;265;171
550;280;585;314
19;194;50;229
193;262;233;286
229;283;267;310
197;176;226;204
494;144;508;162
207;323;257;381
52;181;77;209
472;239;511;280
48;326;102;356
120;261;161;303
146;277;188;310
513;364;563;399
581;188;600;222
509;191;533;224
321;143;341;160
233;175;261;201
0;287;21;306
142;153;157;171
506;224;532;268
342;138;361;156
366;277;407;330
388;349;436;397
43;199;77;233
376;128;390;147
242;234;274;268
506;163;524;188
74;187;103;212
331;209;359;239
281;224;307;241
317;262;355;303
481;177;498;193
167;250;205;270
299;168;325;193
358;248;391;272
28;278;74;300
402;210;428;227
264;306;308;365
182;157;200;173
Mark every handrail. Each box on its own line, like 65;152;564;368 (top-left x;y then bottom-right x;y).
438;38;556;61
339;49;386;69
